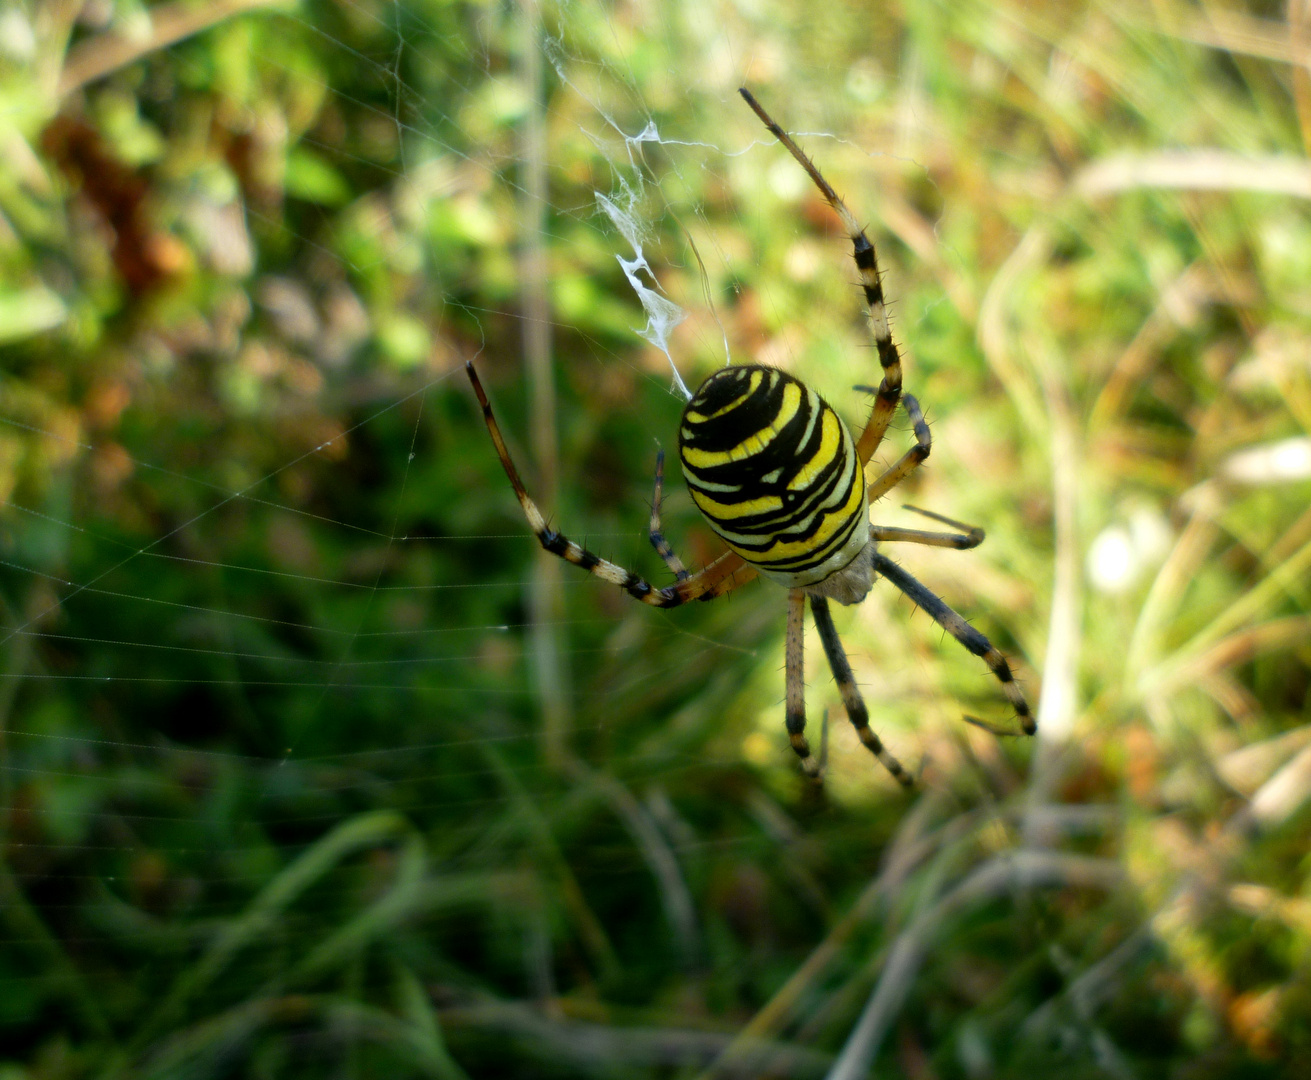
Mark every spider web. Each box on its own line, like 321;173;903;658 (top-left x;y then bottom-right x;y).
4;8;948;749
16;4;1311;1075
0;0;989;1062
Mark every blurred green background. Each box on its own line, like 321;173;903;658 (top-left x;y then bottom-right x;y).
3;0;1311;1076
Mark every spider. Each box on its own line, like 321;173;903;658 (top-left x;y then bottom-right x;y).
466;88;1034;786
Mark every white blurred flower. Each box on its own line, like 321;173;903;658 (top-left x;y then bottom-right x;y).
1087;506;1172;594
1221;437;1311;484
1088;526;1133;593
0;9;35;60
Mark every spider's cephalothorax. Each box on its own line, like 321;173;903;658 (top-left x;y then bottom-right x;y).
465;88;1035;787
680;365;875;606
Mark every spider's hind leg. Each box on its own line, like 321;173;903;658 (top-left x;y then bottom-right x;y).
739;87;904;467
873;553;1035;735
466;362;755;608
810;595;914;788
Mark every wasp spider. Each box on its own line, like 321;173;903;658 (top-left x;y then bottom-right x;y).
467;88;1034;786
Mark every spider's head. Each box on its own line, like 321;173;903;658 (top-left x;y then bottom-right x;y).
802;540;878;607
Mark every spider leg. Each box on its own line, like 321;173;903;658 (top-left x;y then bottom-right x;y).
872;552;1035;735
648;449;691;582
810;595;913;787
866;393;930;503
870;504;984;550
467;362;757;607
739;87;903;467
699;554;759;600
786;589;821;777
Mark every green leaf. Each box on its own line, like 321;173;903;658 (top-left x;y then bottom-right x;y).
285;147;352;206
0;285;66;343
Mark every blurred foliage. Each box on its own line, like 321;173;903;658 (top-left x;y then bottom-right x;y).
2;0;1311;1077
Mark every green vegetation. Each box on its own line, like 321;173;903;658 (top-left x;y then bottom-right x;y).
2;0;1310;1076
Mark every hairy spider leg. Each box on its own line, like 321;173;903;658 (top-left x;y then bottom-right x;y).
739;87;904;468
865;392;931;503
467;362;756;607
810;595;913;786
870;505;985;550
648;448;691;581
873;553;1035;735
785;588;821;777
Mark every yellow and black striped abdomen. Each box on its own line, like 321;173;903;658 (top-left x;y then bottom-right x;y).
679;365;869;589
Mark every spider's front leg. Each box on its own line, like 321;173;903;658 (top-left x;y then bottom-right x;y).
873;553;1035;735
785;589;821;778
811;595;913;787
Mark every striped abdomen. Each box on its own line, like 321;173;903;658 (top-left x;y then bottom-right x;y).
679;365;868;589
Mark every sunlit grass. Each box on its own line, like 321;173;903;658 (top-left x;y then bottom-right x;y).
0;0;1308;1076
